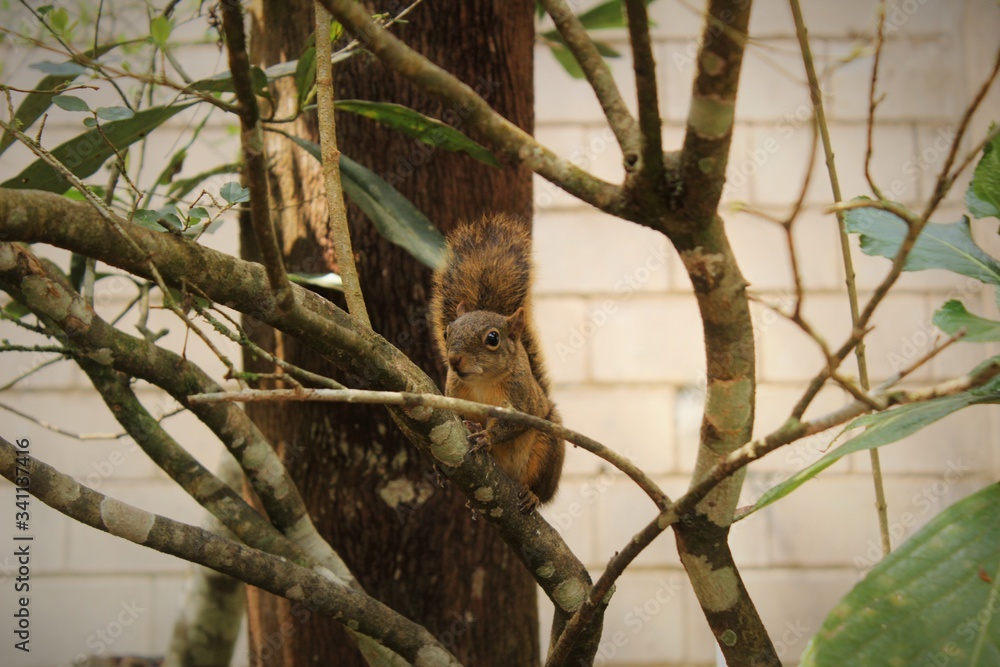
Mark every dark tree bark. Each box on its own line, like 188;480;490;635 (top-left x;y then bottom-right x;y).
242;1;539;665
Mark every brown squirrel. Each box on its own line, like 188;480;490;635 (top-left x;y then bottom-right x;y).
429;214;564;513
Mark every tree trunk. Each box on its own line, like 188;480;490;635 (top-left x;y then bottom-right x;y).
242;1;538;665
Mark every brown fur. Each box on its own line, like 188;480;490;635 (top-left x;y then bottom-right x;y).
429;214;564;510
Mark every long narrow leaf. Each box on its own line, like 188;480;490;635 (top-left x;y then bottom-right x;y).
334;100;500;168
284;134;445;269
2;104;193;193
746;364;1000;516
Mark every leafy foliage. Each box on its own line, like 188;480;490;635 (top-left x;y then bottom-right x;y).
801;482;1000;666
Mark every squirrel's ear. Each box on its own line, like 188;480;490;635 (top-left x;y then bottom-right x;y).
507;308;526;338
456;301;468;317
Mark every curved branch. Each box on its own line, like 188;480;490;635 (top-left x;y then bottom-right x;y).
678;0;752;224
540;0;639;158
318;0;625;216
188;387;671;509
0;435;462;667
0;188;595;634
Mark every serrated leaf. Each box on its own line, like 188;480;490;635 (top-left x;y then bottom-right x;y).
745;361;1000;516
51;94;90;112
285;134;445;269
933;299;1000;342
30;61;87;76
150;16;173;47
845;203;1000;285
95;106;135;121
288;272;343;290
800;483;1000;666
967;124;1000;220
335;100;500;168
1;104;193;193
220;182;250;204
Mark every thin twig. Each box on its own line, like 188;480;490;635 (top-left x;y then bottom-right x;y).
188;388;671;509
789;0;891;555
864;0;888;201
314;2;370;326
548;355;1000;662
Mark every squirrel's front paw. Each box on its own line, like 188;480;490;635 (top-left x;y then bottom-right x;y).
517;486;540;514
463;420;491;452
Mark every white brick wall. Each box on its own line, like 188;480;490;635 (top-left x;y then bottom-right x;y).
1;1;998;666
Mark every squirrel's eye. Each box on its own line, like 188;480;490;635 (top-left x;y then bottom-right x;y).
443;328;449;341
484;330;500;348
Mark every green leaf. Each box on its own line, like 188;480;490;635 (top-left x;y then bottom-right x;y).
933;299;1000;342
48;7;69;33
29;61;87;76
800;482;1000;666
967;124;1000;220
288;272;343;291
150;16;173;47
334;100;500;168
294;46;316;109
0;42;131;157
845;204;1000;285
220;182;250;204
187;207;210;220
284;134;446;269
164;162;242;201
1;104;193;193
95;106;135;122
746;362;1000;516
2;299;31;321
549;43;586;78
133;208;181;231
51;94;91;112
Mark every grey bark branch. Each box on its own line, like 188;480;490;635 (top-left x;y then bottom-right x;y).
0;188;594;639
318;0;625;216
539;0;639;158
219;0;295;312
0;435;463;667
189;387;671;509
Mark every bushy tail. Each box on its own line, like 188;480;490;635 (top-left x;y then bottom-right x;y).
430;214;550;392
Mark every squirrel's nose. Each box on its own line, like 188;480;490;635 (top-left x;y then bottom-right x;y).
448;352;464;373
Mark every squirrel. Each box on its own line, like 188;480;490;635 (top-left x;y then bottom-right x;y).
429;214;565;513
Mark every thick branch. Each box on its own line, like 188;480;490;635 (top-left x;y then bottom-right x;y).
540;0;639;158
0;435;462;667
678;0;752;224
0;240;351;582
318;0;626;216
0;188;593;628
